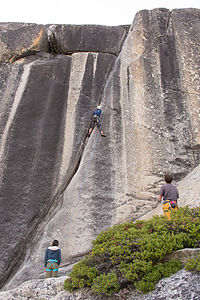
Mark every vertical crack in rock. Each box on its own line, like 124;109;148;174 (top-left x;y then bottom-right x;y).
156;10;172;39
89;68;122;234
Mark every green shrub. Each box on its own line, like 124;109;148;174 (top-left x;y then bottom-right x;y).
64;258;98;291
134;259;182;293
64;206;200;296
185;252;200;272
119;259;152;282
91;271;120;296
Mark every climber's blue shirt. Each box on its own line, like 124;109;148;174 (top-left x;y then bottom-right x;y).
93;109;102;117
44;246;61;267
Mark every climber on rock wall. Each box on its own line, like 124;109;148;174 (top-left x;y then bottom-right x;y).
88;105;106;137
159;173;179;220
44;240;61;278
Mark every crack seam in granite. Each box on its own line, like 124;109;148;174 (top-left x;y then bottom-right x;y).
156;11;172;39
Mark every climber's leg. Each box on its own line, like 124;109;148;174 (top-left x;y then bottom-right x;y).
162;202;171;220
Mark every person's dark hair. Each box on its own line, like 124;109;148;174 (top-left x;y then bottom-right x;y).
52;240;59;246
165;173;173;183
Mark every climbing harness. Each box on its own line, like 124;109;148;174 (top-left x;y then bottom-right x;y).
93;115;101;128
170;200;177;209
162;199;178;220
46;259;58;272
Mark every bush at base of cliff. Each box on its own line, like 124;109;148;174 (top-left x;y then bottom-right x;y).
64;258;98;291
185;252;200;272
134;259;182;293
91;271;120;296
64;206;200;296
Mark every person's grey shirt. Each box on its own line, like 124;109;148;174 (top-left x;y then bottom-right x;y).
160;183;179;201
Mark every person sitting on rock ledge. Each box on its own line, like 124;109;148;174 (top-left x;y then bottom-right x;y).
88;105;106;137
159;173;179;220
44;240;61;278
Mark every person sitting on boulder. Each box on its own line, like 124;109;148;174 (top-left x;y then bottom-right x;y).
88;105;106;137
44;240;61;278
159;173;179;220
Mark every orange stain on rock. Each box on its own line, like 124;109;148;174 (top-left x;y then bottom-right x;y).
30;29;44;50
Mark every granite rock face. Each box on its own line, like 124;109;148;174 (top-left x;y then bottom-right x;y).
1;7;200;293
178;163;200;208
0;24;123;288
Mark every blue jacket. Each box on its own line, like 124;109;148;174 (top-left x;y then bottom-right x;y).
44;246;61;267
93;109;102;117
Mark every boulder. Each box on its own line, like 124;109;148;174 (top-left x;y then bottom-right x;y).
0;277;65;300
0;23;49;63
165;248;200;264
49;25;128;55
129;270;200;300
178;163;200;208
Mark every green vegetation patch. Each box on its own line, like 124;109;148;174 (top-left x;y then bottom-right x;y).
185;252;200;272
64;206;200;296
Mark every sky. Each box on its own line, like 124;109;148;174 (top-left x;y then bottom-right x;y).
1;0;200;26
